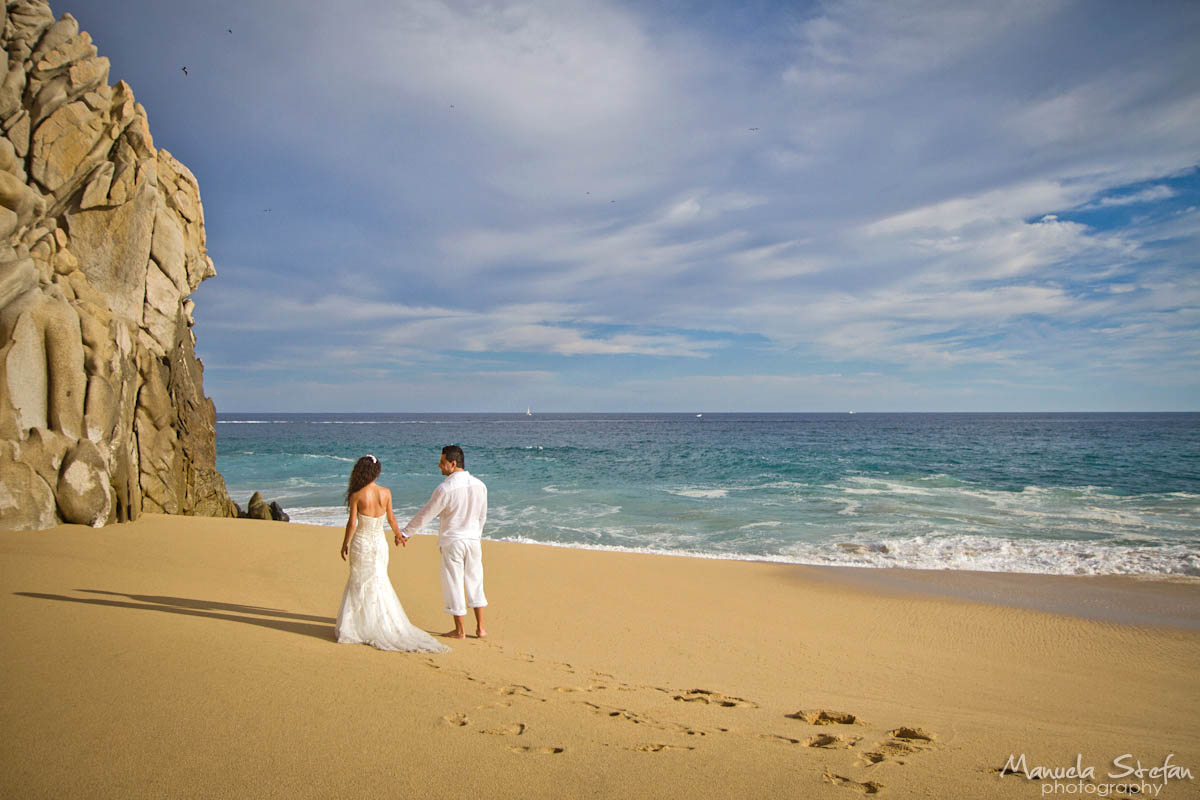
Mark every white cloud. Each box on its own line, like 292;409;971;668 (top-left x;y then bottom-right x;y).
1091;185;1178;208
201;289;720;361
863;181;1088;236
83;0;1198;410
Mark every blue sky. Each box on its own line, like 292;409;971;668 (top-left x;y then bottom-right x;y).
66;0;1199;411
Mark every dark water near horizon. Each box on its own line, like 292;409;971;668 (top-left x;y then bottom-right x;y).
215;412;1200;577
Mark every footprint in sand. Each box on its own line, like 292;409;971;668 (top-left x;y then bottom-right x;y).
823;769;884;794
804;733;861;749
672;689;757;708
594;705;649;725
635;744;696;752
554;683;608;693
858;726;936;767
481;723;526;736
788;709;863;726
760;733;860;749
508;746;564;754
498;684;542;701
889;727;934;743
442;713;469;727
988;764;1025;777
759;733;803;745
583;701;707;737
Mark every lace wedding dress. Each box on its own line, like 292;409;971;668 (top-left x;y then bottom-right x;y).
336;514;449;653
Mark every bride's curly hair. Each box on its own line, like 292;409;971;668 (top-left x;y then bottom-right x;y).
345;455;382;507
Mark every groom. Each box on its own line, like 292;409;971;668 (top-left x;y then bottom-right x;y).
397;445;488;639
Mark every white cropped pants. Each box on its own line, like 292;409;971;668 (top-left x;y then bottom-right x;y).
440;539;487;617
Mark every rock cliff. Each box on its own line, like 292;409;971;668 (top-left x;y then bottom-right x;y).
0;0;234;529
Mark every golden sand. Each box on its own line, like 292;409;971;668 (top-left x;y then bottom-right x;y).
2;515;1198;799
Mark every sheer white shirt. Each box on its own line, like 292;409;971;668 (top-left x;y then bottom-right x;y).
400;470;487;546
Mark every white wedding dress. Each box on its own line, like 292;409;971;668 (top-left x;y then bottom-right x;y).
336;514;449;653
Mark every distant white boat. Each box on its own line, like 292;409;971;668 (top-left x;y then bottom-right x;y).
696;414;703;417
848;411;856;414
526;407;533;416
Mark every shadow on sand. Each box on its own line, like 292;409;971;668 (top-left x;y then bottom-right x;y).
14;589;337;641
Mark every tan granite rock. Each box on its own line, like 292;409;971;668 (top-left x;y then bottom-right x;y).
0;1;233;530
56;436;110;525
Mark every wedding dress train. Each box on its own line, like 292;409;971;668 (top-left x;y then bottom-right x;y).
335;514;449;653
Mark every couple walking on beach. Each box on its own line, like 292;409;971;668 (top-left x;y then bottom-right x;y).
335;445;487;653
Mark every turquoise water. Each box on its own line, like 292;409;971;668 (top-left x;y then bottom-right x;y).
216;413;1200;576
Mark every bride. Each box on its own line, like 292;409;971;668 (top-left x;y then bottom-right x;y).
335;455;448;653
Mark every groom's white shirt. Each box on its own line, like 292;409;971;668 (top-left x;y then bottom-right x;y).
401;470;487;546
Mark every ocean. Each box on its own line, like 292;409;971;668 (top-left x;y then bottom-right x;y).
215;412;1200;577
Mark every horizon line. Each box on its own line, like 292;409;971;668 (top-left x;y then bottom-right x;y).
214;409;1200;415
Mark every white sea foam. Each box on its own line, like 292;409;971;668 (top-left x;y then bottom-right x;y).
667;488;730;499
778;534;1200;577
843;477;937;496
748;480;813;491
835;499;862;516
286;506;348;527
492;533;1200;577
276;508;1200;577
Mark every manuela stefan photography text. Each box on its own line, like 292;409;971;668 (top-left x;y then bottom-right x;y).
1000;753;1194;796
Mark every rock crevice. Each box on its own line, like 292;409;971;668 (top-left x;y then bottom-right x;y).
0;0;233;529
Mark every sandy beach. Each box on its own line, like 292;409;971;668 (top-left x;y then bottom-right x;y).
2;515;1198;799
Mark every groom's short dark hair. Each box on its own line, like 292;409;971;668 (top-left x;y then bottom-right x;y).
442;445;465;468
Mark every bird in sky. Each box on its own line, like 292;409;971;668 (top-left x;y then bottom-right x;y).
748;127;759;131
181;66;188;75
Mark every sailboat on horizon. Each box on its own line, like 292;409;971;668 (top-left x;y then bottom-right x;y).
525;406;533;416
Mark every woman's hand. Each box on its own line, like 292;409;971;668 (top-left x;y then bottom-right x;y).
340;540;349;560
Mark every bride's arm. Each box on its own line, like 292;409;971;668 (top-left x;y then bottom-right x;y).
341;497;357;560
384;489;406;547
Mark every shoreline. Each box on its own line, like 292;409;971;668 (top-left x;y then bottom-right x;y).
3;515;1198;798
244;516;1200;626
270;506;1200;582
792;563;1200;630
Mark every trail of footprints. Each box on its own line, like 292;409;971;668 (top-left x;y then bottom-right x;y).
432;647;937;784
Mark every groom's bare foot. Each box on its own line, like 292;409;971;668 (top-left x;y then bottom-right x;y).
439;629;467;639
475;629;488;639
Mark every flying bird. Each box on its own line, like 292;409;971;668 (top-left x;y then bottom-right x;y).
181;66;188;75
227;28;232;34
748;127;759;131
